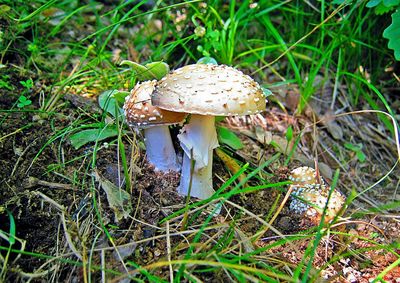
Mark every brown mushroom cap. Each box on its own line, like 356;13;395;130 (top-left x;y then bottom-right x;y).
123;80;187;128
151;64;266;116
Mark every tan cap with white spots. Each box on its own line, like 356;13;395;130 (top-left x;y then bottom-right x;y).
123;80;187;128
151;64;266;116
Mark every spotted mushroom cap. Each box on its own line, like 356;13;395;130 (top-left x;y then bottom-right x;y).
288;167;345;224
288;166;323;186
123;80;187;128
151;64;266;116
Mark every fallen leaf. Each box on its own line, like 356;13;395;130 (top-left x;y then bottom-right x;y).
215;148;247;185
321;111;343;140
93;170;132;223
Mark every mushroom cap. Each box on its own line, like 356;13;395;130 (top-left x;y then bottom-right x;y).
151;64;266;116
123;80;187;128
288;167;345;224
288;166;324;186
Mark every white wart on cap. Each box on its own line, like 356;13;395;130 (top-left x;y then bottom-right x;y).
151;64;266;115
123;80;186;128
289;166;345;225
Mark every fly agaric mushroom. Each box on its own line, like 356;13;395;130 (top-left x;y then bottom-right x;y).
288;166;345;225
151;64;266;199
123;80;187;172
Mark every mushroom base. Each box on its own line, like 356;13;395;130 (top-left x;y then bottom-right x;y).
178;151;215;199
143;126;180;172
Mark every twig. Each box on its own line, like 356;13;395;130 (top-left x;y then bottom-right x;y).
23;177;73;190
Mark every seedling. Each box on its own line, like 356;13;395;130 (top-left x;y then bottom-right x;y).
15;79;34;108
20;78;33;90
17;95;32;108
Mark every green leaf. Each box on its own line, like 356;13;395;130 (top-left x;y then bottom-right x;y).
217;126;243;150
113;91;130;104
332;0;348;4
366;0;382;7
356;150;366;163
0;4;11;16
383;9;400;60
196;57;218;65
366;0;399;7
285;125;293;142
215;116;225;122
98;90;123;118
17;95;32;108
144;62;170;80
93;170;132;222
344;142;366;162
0;75;13;90
344;142;362;151
374;3;396;14
6;210;16;245
20;78;33;89
384;0;400;7
69;125;120;149
120;60;169;81
262;87;273;97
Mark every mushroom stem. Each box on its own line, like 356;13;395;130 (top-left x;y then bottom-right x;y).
178;114;219;199
143;126;180;172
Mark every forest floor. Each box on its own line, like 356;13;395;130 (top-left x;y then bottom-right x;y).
1;71;399;282
1;1;400;282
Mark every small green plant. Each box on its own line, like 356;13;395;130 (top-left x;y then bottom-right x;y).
16;78;33;108
344;142;366;162
366;0;400;60
195;26;222;58
0;75;13;90
216;126;243;150
16;95;32;108
20;78;33;90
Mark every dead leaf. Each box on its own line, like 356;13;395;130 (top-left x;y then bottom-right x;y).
321;110;343;140
234;228;254;253
93;169;132;223
255;126;273;144
215;148;247;185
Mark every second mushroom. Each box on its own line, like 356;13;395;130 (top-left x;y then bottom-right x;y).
151;64;267;199
123;80;186;172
